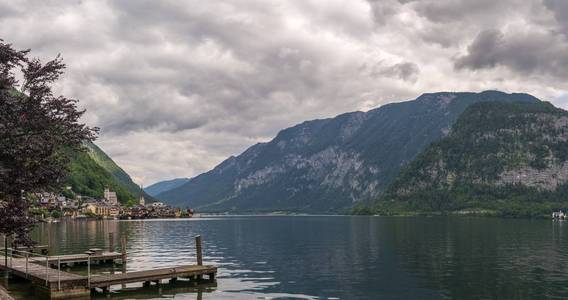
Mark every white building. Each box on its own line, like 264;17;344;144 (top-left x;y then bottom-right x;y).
139;185;145;206
104;188;118;205
151;202;166;208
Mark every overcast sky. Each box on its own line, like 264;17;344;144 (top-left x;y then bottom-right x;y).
2;0;568;185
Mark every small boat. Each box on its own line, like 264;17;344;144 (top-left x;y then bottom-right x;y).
46;217;60;223
552;211;566;220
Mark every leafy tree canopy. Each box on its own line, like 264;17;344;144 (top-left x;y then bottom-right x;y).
0;40;97;244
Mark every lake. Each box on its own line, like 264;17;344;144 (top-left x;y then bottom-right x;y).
2;216;568;299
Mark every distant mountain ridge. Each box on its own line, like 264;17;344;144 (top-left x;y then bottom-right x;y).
155;91;540;212
145;178;190;196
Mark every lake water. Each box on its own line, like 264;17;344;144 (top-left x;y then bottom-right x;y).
2;216;568;299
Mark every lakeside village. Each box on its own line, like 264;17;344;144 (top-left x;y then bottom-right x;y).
31;187;194;222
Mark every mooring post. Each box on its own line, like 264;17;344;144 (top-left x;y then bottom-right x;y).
121;236;127;273
109;232;114;253
3;234;7;268
25;252;28;278
120;236;127;289
8;236;12;268
45;256;49;286
195;235;203;266
87;255;91;288
57;258;61;291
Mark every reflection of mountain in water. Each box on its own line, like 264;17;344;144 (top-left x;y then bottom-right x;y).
385;217;568;299
27;217;568;299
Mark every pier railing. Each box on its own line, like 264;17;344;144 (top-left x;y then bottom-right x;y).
1;248;70;290
1;235;216;298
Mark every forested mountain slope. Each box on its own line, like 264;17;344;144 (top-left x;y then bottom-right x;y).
374;101;568;217
157;91;539;213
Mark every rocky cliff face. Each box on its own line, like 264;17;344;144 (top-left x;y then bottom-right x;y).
382;100;568;215
156;91;540;212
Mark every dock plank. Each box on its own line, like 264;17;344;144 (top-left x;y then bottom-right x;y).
1;250;216;297
89;265;217;288
46;252;122;264
0;258;87;289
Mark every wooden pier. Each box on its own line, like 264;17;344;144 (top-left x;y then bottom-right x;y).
47;251;122;266
12;244;49;255
0;257;89;298
90;264;217;289
0;235;216;299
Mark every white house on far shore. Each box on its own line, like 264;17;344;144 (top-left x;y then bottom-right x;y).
151;202;166;208
104;188;118;205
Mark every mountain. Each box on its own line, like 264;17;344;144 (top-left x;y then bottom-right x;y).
156;91;539;213
82;142;153;201
64;142;151;204
375;100;568;217
145;178;190;196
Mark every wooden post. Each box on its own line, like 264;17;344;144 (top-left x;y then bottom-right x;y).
87;255;91;288
121;236;127;273
195;235;203;266
57;258;61;290
109;232;114;253
3;235;7;268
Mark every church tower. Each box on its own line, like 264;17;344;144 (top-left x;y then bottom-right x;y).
139;184;145;206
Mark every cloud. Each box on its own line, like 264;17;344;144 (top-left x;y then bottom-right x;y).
1;0;568;184
411;0;516;24
543;0;568;36
455;28;568;79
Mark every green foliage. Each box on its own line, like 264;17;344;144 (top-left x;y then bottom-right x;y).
60;188;76;199
30;207;49;218
65;150;136;203
352;202;375;215
83;142;154;201
371;101;568;218
50;210;62;218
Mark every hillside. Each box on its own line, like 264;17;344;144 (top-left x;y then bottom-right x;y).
64;142;150;204
145;178;190;196
156;91;539;213
83;142;153;201
375;101;568;217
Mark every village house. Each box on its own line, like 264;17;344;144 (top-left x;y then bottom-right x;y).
82;200;120;218
104;188;118;205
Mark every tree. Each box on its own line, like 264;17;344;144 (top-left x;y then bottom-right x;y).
0;40;97;245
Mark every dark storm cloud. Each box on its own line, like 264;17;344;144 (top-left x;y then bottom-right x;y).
543;0;568;36
2;0;568;184
366;0;400;25
411;0;515;24
455;29;568;78
387;62;420;81
455;29;505;69
363;60;420;82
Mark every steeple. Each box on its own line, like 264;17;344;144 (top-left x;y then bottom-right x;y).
139;184;145;206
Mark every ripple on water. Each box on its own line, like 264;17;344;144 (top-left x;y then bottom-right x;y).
1;216;565;300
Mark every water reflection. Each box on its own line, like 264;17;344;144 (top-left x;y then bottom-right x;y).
1;216;568;299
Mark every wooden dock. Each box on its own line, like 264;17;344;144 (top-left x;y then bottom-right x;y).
90;264;217;289
47;251;122;266
12;244;49;255
0;235;217;299
0;257;89;298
